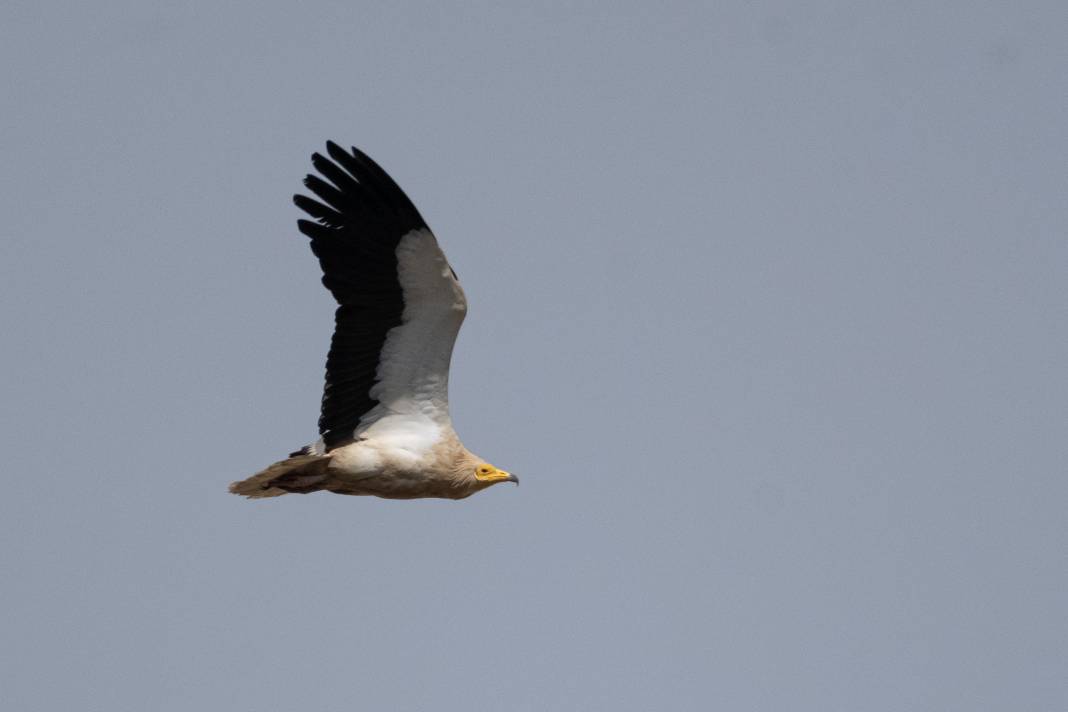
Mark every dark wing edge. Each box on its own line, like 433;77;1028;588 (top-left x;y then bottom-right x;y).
293;142;430;450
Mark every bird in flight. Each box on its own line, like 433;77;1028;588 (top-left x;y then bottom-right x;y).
230;142;517;500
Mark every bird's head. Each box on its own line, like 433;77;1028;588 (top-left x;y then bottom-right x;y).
473;462;519;487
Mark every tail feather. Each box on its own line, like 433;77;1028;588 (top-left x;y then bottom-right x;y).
229;454;331;499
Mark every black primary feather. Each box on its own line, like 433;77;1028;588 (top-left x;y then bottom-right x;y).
293;143;429;450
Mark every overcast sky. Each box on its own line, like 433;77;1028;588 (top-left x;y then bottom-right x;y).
2;2;1066;710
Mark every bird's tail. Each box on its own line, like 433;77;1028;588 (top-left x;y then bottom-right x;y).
229;453;331;499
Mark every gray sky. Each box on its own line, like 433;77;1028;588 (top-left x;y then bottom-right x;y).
2;1;1066;710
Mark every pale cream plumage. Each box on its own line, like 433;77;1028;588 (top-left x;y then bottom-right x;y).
229;142;517;501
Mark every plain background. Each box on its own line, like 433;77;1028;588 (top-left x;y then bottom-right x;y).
2;2;1066;710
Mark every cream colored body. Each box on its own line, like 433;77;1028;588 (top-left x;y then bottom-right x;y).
324;431;490;500
230;429;514;500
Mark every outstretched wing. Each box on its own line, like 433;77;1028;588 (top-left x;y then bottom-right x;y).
294;142;467;452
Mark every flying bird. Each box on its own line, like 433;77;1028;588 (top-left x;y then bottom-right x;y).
230;142;517;500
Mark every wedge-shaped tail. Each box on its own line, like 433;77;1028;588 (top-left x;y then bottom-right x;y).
229;454;331;498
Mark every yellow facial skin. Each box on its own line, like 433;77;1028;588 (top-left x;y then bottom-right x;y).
474;464;519;485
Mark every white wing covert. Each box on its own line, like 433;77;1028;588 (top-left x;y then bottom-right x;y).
294;143;466;454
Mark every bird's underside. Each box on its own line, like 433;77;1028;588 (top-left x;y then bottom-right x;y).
229;142;516;501
230;436;499;501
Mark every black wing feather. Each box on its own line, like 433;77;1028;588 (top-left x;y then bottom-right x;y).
293;143;429;450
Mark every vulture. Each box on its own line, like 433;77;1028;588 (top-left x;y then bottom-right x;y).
230;142;517;500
